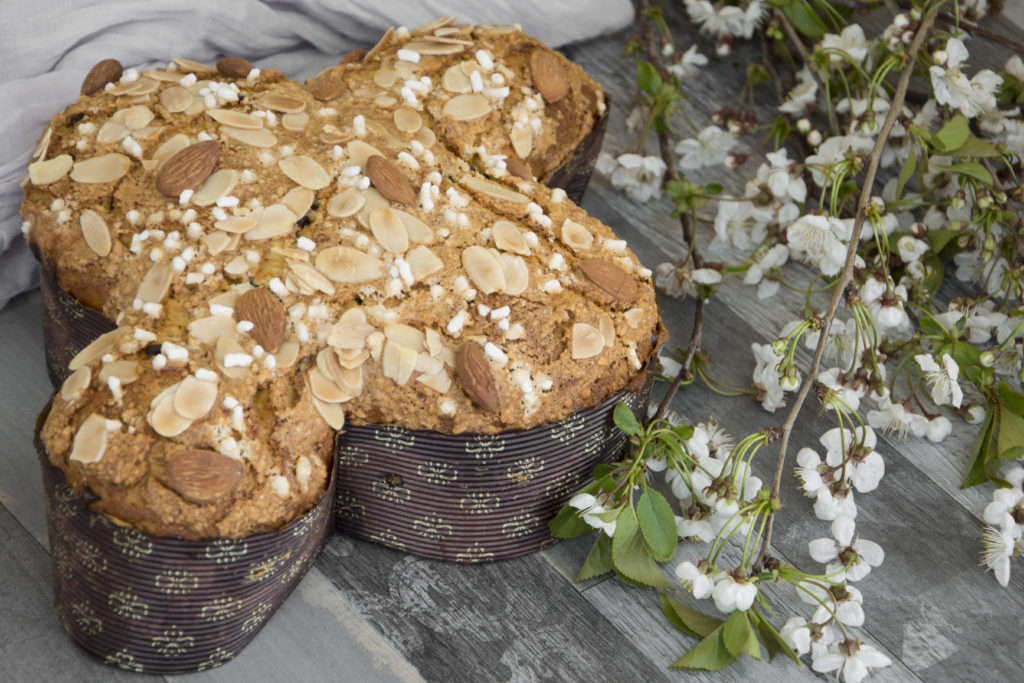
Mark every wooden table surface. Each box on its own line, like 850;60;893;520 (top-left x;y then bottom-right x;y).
3;4;1023;682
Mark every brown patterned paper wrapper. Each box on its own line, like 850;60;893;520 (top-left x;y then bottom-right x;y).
35;402;337;675
544;95;609;206
335;375;651;562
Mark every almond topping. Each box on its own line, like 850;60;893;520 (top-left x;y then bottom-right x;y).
456;340;500;412
368;208;409;253
373;66;397;88
215;337;250;379
281;186;315;218
282;112;310;131
599;315;616;347
290;261;336;295
172;58;217;74
336;348;370;369
236;288;286;352
165;449;244;504
61;366;92;403
98;360;141;385
393;210;433;243
312;396;346;429
28;154;73;185
326;187;365;218
80;209;112;257
68;327;127;371
346;140;385;169
136;260;174;303
316;246;385;284
156;140;219;197
217;57;254;78
530;49;569;103
244;204;298;240
71;414;116;464
561;219;594;252
443;93;491;121
510;127;533;159
221;125;278;148
571;323;604;359
275;341;300;368
461;174;529;204
174;374;218;420
207;108;263;130
202;231;234;256
328;309;376;349
394;107;423;133
492;220;530;255
407;245;444;281
462;246;506;294
366;155;416;205
150;134;190;170
309;366;350;403
71;153;132;184
192;169;240;207
279;155;330;190
81;59;123;95
254;91;307;114
384;323;426;351
580;258;639;306
148;384;193;437
442;65;472;93
499;253;529;295
306;74;347;101
382;339;417;385
624;308;646;328
339;49;365;65
213;216;257;234
417;369;452;394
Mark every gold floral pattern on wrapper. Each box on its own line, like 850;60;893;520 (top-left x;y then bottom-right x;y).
36;404;337;675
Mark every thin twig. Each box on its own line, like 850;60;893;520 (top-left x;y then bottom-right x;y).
757;7;941;564
775;10;836;134
940;12;1024;54
634;0;707;424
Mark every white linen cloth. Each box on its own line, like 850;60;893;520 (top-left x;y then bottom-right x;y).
0;0;632;309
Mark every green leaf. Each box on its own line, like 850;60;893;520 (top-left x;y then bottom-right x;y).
951;342;981;370
962;406;997;488
928;229;961;254
750;612;800;664
611;505;671;588
705;183;723;195
660;594;724;638
998;382;1024;415
613;402;643;436
896;146;917;196
918;314;947;339
670;626;736;671
935;115;971;152
944;161;993;186
637;61;661;95
549;503;592;538
997;400;1024;460
636;489;678;562
951;137;1002;158
781;2;825;40
576;533;613;582
722;611;762;661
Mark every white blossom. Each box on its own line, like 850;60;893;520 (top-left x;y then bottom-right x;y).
596;152;666;202
675;125;738;170
915;353;963;408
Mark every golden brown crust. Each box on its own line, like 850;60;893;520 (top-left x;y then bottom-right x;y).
25;22;657;539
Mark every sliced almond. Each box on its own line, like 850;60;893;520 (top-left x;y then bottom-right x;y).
369;208;409;253
456;341;500;412
530;49;569;103
414;352;444;375
510;126;533;159
376;95;400;108
148;384;193;437
442;65;472;93
326;187;365;218
279;155;330;190
382;339;417;385
291;261;336;295
81;59;123;95
312;395;346;429
174;374;218;420
281;186;315;218
425;328;444;357
417;368;452;394
282;112;309;131
309;366;350;403
207;108;263;130
462;246;505;294
80;209;112;257
244;204;298;240
492;220;529;255
150;134;190;171
275;341;300;368
214;216;257;234
373;67;397;88
137;261;174;303
580;258;638;306
254;91;307;113
393;210;432;243
97;119;129;144
221;125;278;148
70;414;115;464
407;245;443;281
346;140;385;169
61;366;92;403
393;108;422;133
571;323;604;359
334;365;364;398
316;246;386;284
165;449;244;504
121;105;154;130
561;218;594;252
28;154;73;186
404;40;464;55
336;348;370;369
384;323;426;351
443;93;491;121
499;253;529;295
414;125;436;149
98;360;141;385
236;288;286;352
327;309;375;349
202;231;234;256
599;315;616;347
224;255;250;277
624;308;646;328
366;155;416;204
215;337;249;379
356;188;390;230
192;169;240;207
71;153;132;184
155;140;218;197
461;174;529;204
173;57;217;74
143;68;184;83
69;327;128;371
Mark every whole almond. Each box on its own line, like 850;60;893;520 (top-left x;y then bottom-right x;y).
366;155;416;205
81;59;123;95
456;340;500;412
236;288;287;352
156;140;220;197
338;49;366;65
217;57;253;78
165;449;244;504
580;258;638;306
530;49;569;103
505;156;533;180
306;74;347;101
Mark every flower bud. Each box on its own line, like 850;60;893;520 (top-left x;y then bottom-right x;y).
894;13;910;30
966;404;987;424
780;370;802;391
933;50;948;66
980;350;997;367
796;118;812;133
807;129;823;146
771;339;789;356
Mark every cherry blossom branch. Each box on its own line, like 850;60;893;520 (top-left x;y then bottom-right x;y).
635;0;706;423
940;12;1024;54
757;6;941;565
